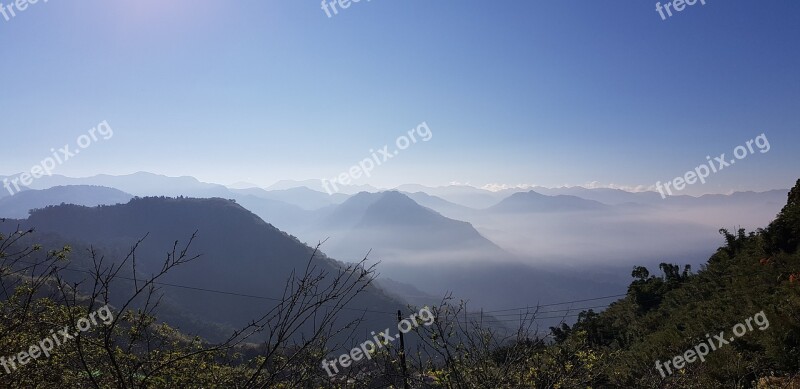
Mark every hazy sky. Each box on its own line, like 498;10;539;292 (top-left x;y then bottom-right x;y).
1;0;798;194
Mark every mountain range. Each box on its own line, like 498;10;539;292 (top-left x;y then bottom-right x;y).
0;172;789;317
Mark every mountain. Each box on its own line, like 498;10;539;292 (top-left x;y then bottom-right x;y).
0;185;133;218
356;191;501;251
488;190;609;213
0;174;32;197
663;189;789;207
314;191;384;230
266;179;328;191
402;191;476;220
395;184;502;209
20;172;232;198
231;186;349;210
525;186;664;205
10;197;404;342
266;179;381;195
520;186;789;208
231;194;310;231
227;181;262;189
310;191;507;262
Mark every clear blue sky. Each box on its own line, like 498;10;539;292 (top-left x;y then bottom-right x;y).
1;0;798;194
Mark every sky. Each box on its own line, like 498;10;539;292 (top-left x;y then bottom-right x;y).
1;0;798;194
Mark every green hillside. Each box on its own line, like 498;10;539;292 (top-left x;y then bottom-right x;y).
547;179;800;387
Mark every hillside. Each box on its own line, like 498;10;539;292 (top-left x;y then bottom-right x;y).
547;179;800;387
10;197;404;342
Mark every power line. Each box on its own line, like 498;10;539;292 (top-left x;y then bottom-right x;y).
5;260;632;318
481;293;628;314
484;303;612;317
5;259;399;316
457;311;589;324
5;257;772;324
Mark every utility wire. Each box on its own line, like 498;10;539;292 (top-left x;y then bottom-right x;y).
4;259;400;315
6;257;766;322
480;293;627;314
4;260;632;317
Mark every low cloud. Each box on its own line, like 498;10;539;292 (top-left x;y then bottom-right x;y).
583;181;655;192
480;183;538;192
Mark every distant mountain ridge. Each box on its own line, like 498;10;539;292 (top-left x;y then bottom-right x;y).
0;185;133;218
395;184;500;209
4;172;789;211
230;186;348;210
488;190;609;213
266;179;380;195
402;191;476;219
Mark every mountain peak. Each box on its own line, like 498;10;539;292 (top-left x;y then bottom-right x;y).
489;190;608;213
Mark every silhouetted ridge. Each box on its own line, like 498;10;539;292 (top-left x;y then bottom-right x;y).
489;190;608;212
19;196;404;342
